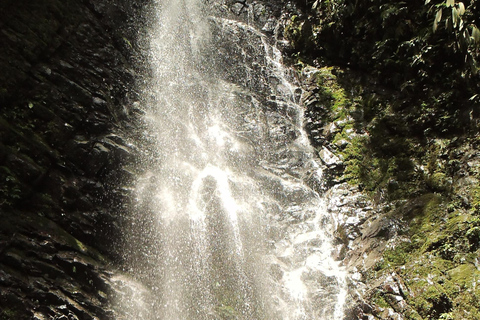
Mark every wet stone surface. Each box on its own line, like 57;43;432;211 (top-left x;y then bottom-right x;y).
0;0;148;318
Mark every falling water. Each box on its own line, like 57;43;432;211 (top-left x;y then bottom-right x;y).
121;0;347;319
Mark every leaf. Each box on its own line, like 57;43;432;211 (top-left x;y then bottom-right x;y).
463;28;471;45
425;0;431;4
312;0;320;10
123;37;132;48
452;7;460;28
433;8;443;32
446;0;455;7
436;8;443;22
460;28;471;49
466;54;477;72
28;102;33;109
472;26;480;44
446;16;453;32
470;94;478;101
457;2;465;15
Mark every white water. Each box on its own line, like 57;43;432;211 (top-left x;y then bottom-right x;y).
120;0;347;319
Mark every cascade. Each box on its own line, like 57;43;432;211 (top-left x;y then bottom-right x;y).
119;0;347;319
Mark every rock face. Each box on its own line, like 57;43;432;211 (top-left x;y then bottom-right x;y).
0;0;148;318
295;25;480;320
3;1;479;319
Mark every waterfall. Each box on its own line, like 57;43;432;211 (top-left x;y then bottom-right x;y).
120;0;347;319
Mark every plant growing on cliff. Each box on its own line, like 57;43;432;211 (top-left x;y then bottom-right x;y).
428;0;480;74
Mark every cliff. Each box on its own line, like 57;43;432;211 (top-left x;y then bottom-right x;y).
1;0;479;319
0;0;148;318
281;0;480;319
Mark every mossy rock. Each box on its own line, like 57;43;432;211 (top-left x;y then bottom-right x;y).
470;186;480;213
448;264;480;288
427;172;452;192
369;193;480;318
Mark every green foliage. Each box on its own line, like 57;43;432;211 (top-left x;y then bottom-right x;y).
374;241;415;271
471;186;480;213
364;193;480;318
284;16;314;60
372;290;391;309
428;0;480;74
286;0;480;318
339;130;422;201
291;0;479;135
312;67;350;116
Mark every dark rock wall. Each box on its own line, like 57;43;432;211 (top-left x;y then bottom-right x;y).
0;0;148;318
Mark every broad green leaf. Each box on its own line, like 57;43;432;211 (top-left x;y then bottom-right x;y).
452;7;460;28
435;8;443;22
466;54;477;72
458;2;465;15
472;26;480;44
446;0;455;7
433;8;442;32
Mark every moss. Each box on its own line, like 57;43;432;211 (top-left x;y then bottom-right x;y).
334;109;425;199
374;241;416;271
448;264;480;288
340;136;421;201
427;172;452;192
339;135;368;184
470;186;480;213
284;17;314;59
313;67;351;118
397;256;453;317
287;1;480;318
407;193;445;235
359;186;480;315
445;211;471;231
303;66;426;200
372;291;390;309
367;192;480;317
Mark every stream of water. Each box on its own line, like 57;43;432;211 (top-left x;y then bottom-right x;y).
119;0;346;319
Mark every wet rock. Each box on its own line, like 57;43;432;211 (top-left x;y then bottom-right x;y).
318;147;342;167
100;136;135;165
262;18;277;34
5;153;42;182
270;263;284;281
0;0;146;317
231;2;246;15
335;138;349;149
86;142;111;175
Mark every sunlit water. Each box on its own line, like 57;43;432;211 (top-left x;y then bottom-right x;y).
119;0;347;319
